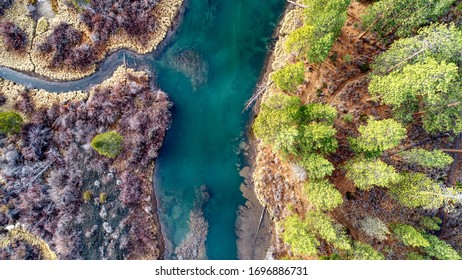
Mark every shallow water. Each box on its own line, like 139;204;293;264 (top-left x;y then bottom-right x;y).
152;0;284;259
0;0;285;260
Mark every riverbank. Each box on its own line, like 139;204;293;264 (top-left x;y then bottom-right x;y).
0;0;184;81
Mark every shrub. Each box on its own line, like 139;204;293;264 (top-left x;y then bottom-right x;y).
303;179;343;211
91;131;124;158
0;111;24;135
271;62;305;93
0;21;27;52
82;190;92;203
391;223;429;248
99;192;108;204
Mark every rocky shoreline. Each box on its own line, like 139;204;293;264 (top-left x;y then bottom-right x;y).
236;2;294;260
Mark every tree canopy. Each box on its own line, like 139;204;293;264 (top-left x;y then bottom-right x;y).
303;179;344;211
362;0;456;38
282;215;320;256
91;131;124;158
271;62;305;92
346;158;400;190
0;111;24;135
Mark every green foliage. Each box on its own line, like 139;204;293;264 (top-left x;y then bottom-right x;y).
0;111;24;135
419;216;441;231
399;149;453;169
301;122;338;155
369;57;462;133
352;119;406;156
359;216;390;241
342;113;354;123
282;215;319;256
346;158;400;190
83;190;92;203
304;103;337;124
423;234;462;260
271;62;305;93
301;0;351;63
389;172;445;209
406;252;428;260
99;192;108;204
253;94;302;156
303;179;343;211
361;0;456;38
391;223;429;248
371;23;462;76
305;211;351;251
285;25;315;56
91;131;124;158
347;241;385;260
254;94;338;159
300;154;334;180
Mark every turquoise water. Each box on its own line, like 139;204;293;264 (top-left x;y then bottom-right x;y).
153;0;284;259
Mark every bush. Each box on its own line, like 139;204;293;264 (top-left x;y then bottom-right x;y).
0;111;24;135
0;21;27;52
91;131;124;158
391;224;429;248
271;62;305;93
303;179;343;211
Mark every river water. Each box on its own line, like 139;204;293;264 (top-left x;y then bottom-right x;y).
0;0;285;260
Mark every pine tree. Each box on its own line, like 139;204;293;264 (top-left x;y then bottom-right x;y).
359;216;390;241
303;179;343;211
347;241;385;260
91;131;124;158
369;58;462;133
253;94;303;157
423;234;462;260
391;223;430;248
0;111;23;135
399;149;454;169
271;62;305;93
389;172;445;209
300;153;334;180
282;215;320;256
346;158;400;190
362;0;456;38
305;211;351;251
351;118;406;156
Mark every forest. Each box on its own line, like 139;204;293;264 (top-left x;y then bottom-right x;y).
253;0;462;260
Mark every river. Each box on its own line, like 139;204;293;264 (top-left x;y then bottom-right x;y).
0;0;285;260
